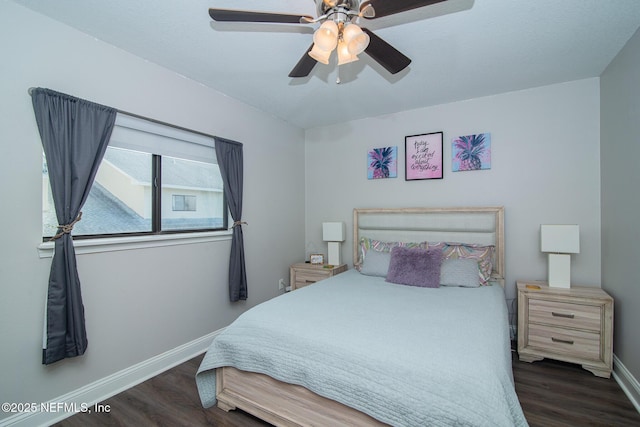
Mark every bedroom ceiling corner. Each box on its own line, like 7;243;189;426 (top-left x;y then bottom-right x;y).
11;0;640;129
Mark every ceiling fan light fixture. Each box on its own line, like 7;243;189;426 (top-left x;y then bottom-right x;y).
313;20;339;51
209;0;435;79
308;43;332;64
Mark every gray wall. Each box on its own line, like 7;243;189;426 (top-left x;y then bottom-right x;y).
601;27;640;386
0;2;305;420
2;0;638;420
305;78;602;308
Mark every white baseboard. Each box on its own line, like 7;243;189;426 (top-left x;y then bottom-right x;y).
0;329;223;427
612;353;640;414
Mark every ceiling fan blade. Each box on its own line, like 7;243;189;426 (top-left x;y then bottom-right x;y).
360;0;448;19
209;8;313;24
289;45;317;78
362;28;411;74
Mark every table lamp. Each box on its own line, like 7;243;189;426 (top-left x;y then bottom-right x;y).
322;222;346;266
540;224;580;288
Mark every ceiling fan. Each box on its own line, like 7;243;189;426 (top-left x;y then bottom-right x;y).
208;0;448;78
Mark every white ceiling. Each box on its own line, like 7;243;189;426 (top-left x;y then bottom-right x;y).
13;0;640;129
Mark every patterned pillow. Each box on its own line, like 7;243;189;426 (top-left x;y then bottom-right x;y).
356;237;427;271
428;242;495;285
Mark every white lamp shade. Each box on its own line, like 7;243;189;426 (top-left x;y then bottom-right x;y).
322;222;346;242
308;43;332;64
313;20;338;51
540;224;580;254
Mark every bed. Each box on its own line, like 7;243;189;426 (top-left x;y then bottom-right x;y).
196;207;528;426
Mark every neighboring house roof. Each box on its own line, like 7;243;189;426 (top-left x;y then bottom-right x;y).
43;182;148;235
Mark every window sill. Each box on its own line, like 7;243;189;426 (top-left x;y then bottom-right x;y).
37;230;232;258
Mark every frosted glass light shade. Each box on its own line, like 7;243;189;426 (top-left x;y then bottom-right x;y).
540;225;580;253
322;222;346;242
308;43;331;64
343;24;369;55
313;20;338;51
342;24;362;44
337;39;358;65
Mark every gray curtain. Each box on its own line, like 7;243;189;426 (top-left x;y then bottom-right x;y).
214;137;247;301
32;88;117;365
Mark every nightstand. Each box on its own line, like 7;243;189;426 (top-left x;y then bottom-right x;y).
289;263;347;290
517;280;614;378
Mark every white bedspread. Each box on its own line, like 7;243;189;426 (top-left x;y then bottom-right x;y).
196;270;528;426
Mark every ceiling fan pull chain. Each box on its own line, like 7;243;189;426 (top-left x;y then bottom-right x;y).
336;65;341;84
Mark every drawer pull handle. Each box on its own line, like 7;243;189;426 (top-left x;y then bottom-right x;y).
551;337;574;345
551;312;575;319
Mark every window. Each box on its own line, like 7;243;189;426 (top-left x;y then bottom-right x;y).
172;195;197;212
42;114;227;239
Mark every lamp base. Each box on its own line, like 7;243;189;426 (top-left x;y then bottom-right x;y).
548;253;571;288
327;242;342;266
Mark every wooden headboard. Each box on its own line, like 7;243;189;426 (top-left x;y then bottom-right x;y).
353;207;505;284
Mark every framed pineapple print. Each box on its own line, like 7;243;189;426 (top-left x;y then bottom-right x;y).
405;132;443;180
368;146;398;179
452;133;491;172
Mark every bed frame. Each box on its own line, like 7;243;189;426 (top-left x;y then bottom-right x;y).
214;207;505;426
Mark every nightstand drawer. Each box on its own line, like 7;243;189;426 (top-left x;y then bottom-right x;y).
529;299;601;331
528;324;601;360
290;263;348;291
295;269;330;286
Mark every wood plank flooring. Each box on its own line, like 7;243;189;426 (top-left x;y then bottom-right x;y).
513;354;640;426
54;352;640;427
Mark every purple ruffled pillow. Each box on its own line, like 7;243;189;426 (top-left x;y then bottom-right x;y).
386;246;443;288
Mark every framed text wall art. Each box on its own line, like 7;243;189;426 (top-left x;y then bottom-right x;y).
405;132;443;180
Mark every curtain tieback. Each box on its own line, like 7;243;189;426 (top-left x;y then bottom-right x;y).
231;220;247;229
49;212;83;241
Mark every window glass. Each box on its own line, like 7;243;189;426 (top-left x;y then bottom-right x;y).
162;156;224;231
42;113;226;239
43;147;153;236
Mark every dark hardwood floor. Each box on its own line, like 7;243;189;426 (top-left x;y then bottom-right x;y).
513;354;640;427
54;352;640;427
